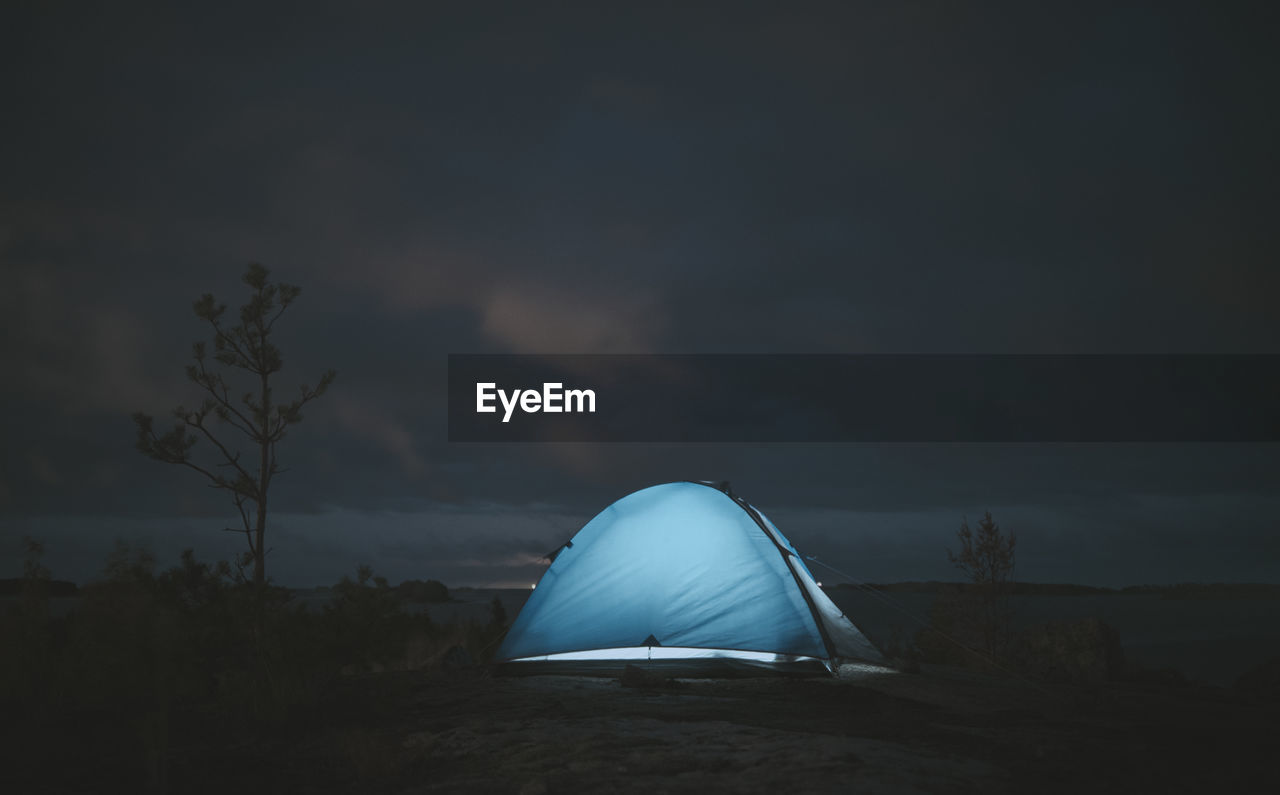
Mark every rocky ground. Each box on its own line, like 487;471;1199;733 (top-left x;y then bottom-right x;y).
7;662;1275;794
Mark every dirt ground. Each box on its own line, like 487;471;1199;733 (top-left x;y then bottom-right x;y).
8;662;1275;794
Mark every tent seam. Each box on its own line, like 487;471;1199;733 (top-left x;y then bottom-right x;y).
686;480;840;662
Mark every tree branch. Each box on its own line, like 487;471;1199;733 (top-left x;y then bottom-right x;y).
208;315;259;374
189;354;261;440
185;412;260;497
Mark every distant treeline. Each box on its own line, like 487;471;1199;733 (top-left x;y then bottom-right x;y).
303;578;451;604
834;581;1280;598
0;577;451;602
8;577;1279;600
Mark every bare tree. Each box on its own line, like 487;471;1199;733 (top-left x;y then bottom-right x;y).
133;264;335;588
948;511;1017;662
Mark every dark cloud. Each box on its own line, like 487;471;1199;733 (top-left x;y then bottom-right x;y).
2;1;1277;585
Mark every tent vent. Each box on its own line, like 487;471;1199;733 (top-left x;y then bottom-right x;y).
641;634;662;647
699;480;734;497
544;540;574;562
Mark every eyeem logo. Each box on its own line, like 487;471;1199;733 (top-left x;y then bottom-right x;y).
476;382;597;423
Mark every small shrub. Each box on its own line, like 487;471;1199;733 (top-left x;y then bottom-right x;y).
1233;656;1280;700
396;578;450;603
1008;618;1126;684
914;584;988;668
947;512;1017;663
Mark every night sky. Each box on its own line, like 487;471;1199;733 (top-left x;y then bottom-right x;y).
3;2;1277;588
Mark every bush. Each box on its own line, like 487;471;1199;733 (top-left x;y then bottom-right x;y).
325;564;429;670
1125;662;1190;688
914;584;989;668
1233;656;1280;701
3;544;504;730
877;626;923;673
396;578;449;603
4;542;511;790
1008;618;1126;684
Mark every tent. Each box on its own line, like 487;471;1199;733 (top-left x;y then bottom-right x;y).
495;481;884;676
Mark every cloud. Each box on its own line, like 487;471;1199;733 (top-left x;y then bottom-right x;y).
0;256;181;415
28;452;61;487
480;284;663;354
3;1;1279;595
332;394;428;479
307;230;668;355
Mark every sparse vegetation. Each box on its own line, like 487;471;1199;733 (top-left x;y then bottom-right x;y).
0;540;504;792
923;511;1017;668
395;578;450;603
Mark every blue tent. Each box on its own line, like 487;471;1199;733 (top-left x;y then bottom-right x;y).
496;481;884;676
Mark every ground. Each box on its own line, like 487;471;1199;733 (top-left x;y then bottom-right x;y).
6;663;1274;794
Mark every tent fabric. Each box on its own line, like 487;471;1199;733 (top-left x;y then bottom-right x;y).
496;481;883;675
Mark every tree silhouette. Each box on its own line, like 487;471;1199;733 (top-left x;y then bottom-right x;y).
133;264;335;588
948;510;1017;662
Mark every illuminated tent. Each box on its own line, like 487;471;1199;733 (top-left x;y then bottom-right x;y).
495;481;884;676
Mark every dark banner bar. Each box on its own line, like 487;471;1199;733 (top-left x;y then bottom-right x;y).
446;354;1280;443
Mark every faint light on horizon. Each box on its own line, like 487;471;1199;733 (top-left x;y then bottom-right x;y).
530;583;536;589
